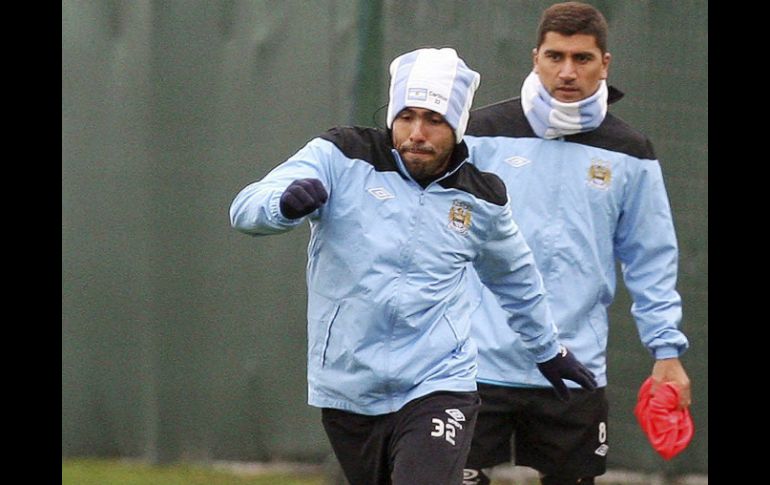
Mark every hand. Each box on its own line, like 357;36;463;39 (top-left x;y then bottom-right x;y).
537;345;597;401
279;178;328;219
651;358;691;410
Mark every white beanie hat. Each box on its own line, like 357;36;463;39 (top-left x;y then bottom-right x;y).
386;47;481;143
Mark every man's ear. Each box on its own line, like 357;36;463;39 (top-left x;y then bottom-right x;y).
601;51;612;80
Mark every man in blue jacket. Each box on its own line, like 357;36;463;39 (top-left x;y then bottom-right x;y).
462;3;692;485
230;47;596;485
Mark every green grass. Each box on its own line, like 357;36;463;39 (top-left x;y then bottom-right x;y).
62;459;325;485
62;459;703;485
62;458;554;485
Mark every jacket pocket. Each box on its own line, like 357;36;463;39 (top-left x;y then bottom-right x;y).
320;304;341;368
586;300;609;349
443;313;463;354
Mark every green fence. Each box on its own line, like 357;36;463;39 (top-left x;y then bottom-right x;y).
62;0;707;476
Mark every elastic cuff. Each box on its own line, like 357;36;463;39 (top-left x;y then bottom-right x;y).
269;191;304;227
532;339;560;363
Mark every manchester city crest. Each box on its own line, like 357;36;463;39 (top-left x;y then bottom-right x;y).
448;200;472;235
587;159;612;190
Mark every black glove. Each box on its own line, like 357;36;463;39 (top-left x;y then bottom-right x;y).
536;345;598;401
279;178;328;219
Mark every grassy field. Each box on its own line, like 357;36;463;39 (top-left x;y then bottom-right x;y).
63;458;703;484
62;459;325;485
61;459;534;485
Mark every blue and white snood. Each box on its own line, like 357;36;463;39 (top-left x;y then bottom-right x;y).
521;70;608;139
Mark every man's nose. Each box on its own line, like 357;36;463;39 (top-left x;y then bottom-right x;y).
409;120;427;141
559;59;577;80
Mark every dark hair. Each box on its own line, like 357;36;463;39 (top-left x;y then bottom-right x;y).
536;2;609;53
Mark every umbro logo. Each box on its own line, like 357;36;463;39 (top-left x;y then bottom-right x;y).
595;444;609;456
505;156;531;168
445;408;466;421
368;187;394;200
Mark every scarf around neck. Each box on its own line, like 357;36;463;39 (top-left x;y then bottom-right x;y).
520;71;608;139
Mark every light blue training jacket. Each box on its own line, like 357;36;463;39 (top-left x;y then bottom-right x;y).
463;92;689;389
230;126;560;415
